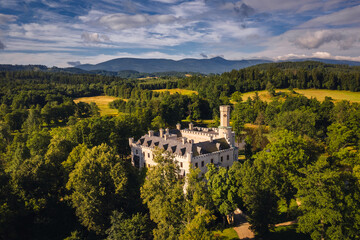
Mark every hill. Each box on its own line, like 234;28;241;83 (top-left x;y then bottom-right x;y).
75;57;272;74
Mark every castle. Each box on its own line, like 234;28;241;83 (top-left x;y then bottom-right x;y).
129;105;238;176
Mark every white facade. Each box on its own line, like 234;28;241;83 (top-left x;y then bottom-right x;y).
129;105;238;175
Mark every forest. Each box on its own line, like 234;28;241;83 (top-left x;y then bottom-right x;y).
0;61;360;240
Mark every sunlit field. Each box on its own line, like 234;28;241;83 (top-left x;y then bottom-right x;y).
74;96;124;116
241;89;360;103
153;88;198;96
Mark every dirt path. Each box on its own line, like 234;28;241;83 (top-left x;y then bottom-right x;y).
232;209;296;239
233;209;255;240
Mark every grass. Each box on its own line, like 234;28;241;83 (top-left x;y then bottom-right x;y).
153;88;198;96
266;224;310;240
74;95;124;116
213;228;239;240
242;89;360;103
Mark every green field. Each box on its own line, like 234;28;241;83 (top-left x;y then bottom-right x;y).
153;88;198;96
242;89;360;103
74;96;123;116
213;227;239;239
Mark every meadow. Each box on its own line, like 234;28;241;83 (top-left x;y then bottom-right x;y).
241;89;360;103
152;88;198;96
74;96;123;116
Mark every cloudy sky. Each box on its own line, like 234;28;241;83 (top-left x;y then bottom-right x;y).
0;0;359;67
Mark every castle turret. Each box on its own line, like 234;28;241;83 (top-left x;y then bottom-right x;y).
218;105;235;146
220;105;230;127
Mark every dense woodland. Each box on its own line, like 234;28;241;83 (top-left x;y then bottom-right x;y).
0;61;360;240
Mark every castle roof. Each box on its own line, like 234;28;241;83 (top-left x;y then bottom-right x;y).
135;131;230;157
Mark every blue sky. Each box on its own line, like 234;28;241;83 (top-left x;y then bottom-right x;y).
0;0;359;67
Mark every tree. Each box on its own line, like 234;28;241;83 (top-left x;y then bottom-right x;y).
181;168;216;239
205;164;237;225
238;160;278;236
140;149;185;240
295;157;360;240
254;130;321;206
106;211;153;240
266;81;276;97
66;144;128;234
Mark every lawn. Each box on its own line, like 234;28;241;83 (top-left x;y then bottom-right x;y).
153;88;198;96
74;95;123;116
266;224;311;240
241;89;360;103
213;228;239;240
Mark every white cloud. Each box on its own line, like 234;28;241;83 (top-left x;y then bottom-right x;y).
170;0;209;18
301;5;360;28
151;0;179;3
293;30;357;50
0;40;5;49
0;13;17;24
241;0;348;13
98;13;177;30
274;52;360;62
81;32;110;43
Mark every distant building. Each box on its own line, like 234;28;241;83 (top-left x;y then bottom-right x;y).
129;105;238;176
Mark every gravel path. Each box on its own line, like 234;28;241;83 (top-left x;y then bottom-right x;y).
233;209;255;240
232;209;296;239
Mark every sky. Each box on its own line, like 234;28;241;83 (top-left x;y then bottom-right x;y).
0;0;359;67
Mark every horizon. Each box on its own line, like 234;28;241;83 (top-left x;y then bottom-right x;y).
0;0;359;67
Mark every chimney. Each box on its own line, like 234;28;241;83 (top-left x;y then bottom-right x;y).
159;128;164;138
148;130;154;137
129;137;134;145
216;143;221;150
176;123;181;130
182;137;187;144
165;128;169;135
164;134;168;140
189;122;194;130
197;146;202;154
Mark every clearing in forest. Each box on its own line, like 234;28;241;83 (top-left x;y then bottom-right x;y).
153;88;198;96
74;95;124;116
241;89;360;103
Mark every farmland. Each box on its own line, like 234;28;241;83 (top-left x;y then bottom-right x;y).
152;88;198;96
74;96;124;116
241;89;360;103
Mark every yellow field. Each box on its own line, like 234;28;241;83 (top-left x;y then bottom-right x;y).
74;96;123;116
242;89;360;103
153;88;198;96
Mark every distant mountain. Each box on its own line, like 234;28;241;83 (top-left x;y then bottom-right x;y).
75;57;272;74
1;57;359;76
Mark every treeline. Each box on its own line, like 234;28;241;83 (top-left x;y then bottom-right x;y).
178;61;360;97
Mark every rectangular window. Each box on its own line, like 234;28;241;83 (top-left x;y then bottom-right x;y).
227;155;229;160
148;164;150;167
211;159;213;164
227;166;229;170
148;153;150;158
180;162;183;168
221;156;223;162
143;163;146;167
201;161;204;167
195;163;198;168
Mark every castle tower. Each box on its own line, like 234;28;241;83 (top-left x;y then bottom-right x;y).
220;105;230;127
219;105;235;146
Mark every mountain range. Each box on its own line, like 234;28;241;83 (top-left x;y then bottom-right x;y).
75;57;360;74
75;57;272;74
1;57;360;76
